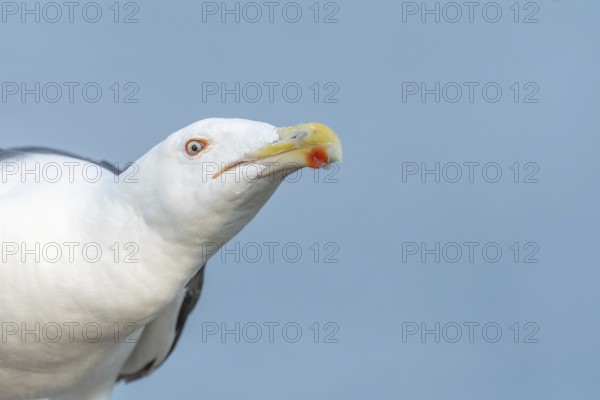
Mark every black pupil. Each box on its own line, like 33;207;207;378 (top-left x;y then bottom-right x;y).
191;144;199;152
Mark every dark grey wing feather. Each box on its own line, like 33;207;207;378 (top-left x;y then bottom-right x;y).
118;265;206;383
169;264;206;358
0;146;124;175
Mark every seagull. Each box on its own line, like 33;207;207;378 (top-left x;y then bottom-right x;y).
0;118;342;400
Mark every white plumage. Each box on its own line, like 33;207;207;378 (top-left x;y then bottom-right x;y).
0;118;342;400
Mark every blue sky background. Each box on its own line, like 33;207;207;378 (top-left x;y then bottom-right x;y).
1;1;599;399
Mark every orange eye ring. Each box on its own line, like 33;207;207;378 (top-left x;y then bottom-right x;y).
185;139;208;157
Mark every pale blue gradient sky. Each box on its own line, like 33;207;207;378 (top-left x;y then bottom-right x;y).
1;1;599;399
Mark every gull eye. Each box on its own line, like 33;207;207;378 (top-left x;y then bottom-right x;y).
185;139;208;157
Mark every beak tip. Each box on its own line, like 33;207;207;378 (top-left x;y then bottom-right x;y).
253;122;343;167
309;123;343;164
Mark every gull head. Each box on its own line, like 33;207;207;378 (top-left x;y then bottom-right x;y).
126;118;343;246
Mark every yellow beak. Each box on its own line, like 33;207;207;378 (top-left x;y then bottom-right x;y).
250;123;343;168
213;123;342;180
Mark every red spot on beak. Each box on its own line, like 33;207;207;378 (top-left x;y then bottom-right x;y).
307;147;329;169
